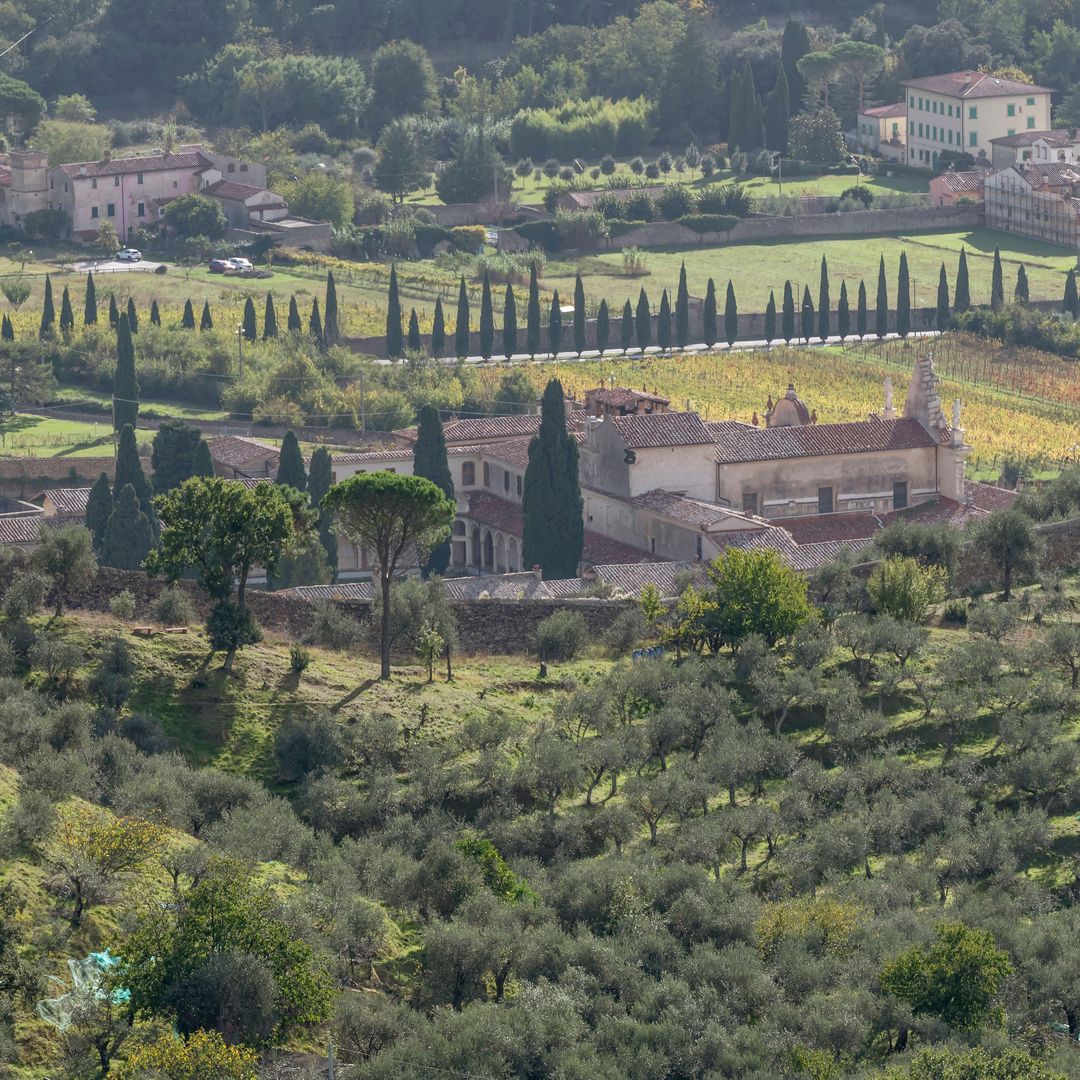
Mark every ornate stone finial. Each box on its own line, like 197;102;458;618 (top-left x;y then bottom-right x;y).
810;409;817;424
751;411;759;426
883;376;896;421
786;383;797;399
766;395;774;411
952;398;962;429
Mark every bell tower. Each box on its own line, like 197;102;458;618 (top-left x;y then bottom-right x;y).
7;151;49;225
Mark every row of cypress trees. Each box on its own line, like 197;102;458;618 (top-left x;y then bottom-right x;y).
34;272;164;341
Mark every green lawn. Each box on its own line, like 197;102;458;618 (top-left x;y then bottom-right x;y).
544;228;1079;314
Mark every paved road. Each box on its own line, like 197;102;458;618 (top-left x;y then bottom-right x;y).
72;259;165;273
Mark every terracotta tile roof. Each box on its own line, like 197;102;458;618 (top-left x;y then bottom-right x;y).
631;489;757;528
290;572;553;602
710;417;937;463
396;415;541;444
202;179;270;201
0;515;81;545
57;151;211;178
1015;162;1080;187
588;387;670;408
991;129;1078;147
861;102;907;118
330;448;415;464
711;526;856;573
586;561;702;597
935;171;986;193
476;438;532;469
43;487;90;515
964;480;1019;512
901;70;1051;99
610;411;714;448
777;512;886;544
208;435;280;469
583;530;654;565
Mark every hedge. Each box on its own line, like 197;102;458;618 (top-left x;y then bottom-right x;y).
510;97;655;161
513;220;561;250
676;214;739;235
450;225;486;252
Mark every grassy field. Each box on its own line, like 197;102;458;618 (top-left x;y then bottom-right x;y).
544;228;1079;313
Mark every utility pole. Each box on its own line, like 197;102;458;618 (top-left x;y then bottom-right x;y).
327;1038;335;1080
359;369;366;434
236;323;244;379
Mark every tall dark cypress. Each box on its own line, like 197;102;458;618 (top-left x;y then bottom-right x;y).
675;262;690;349
386;265;403;358
781;18;811;106
635;287;651;352
875;255;888;339
242;296;257;341
39;274;55;339
724;281;738;346
657;290;671;352
765;63;790;153
263;292;277;339
59;287;74;337
113;313;138;431
150;299;161;327
113;423;153;519
741;57;765;150
431;297;446;357
413;404;454;576
100;484;154;572
937;263;950;330
596;299;609;355
703;278;717;348
127;297;138;334
765;290;777;344
109;293;119;328
407;308;422;352
857;280;868;339
0;316;11;342
454;276;470;359
84;271;97;325
573;273;586;355
728;69;744;150
526;263;541;358
817;255;830;342
85;472;113;553
192;438;214;477
200;300;213;331
548;290;563;356
503;284;518;360
324;270;339;344
837;280;849;341
782;280;795;343
522;379;583;580
1064;268;1078;317
307;446;337;580
621;299;634;353
897;251;911;338
479;269;494;360
1015;263;1029;304
276;430;307;492
181;299;195;330
309;296;323;341
288;295;302;332
990;246;1004;312
800;285;814;343
955;248;971;313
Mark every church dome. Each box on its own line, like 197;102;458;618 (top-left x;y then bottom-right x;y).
766;383;812;428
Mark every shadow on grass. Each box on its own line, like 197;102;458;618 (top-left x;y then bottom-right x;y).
332;678;377;712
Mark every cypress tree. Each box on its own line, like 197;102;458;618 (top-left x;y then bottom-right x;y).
742;58;765;150
454;276;470;358
113;313;138;431
181;299;195;330
621;299;634;353
59;287;74;337
503;284;518;360
85;472;113;553
276;430;307;492
817;255;830;342
782;280;795;343
857;280;868;339
765;63;790;153
990;246;1004;311
263;292;277;339
937;263;951;330
635;287;651;352
837;280;850;341
150;419;201;494
200;300;213;331
413;404;454;576
724;280;738;346
675;262;690;349
108;293;119;328
479;269;494;360
548;290;563;356
1015;264;1029;303
309;296;323;341
897;251;911;338
728;69;744;150
702;278;717;348
596;299;610;355
192;438;214;478
431;297;446;356
522;379;584;580
100;484;154;571
386;265;403;358
84;271;97;325
407;308;422;352
39;274;55;339
0;316;10;342
127;296;138;334
287;295;302;332
150;299;161;327
307;446;337;580
875;255;888;339
113;424;153;517
764;290;776;344
781;18;811;105
955;248;971;312
324;270;339;344
242;296;257;341
1065;268;1079;317
573;273;586;355
526;264;541;358
800;285;814;343
656;290;671;352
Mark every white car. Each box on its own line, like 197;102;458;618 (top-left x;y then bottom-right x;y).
116;248;142;262
227;257;253;271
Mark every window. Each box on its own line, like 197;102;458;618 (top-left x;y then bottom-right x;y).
970;131;978;146
137;202;145;217
64;182;68;192
482;462;490;487
893;481;909;510
503;470;510;493
649;536;656;554
92;178;97;189
49;180;53;189
948;103;953;117
136;172;144;184
461;462;475;486
1007;129;1015;137
695;534;703;561
1027;96;1035;106
909;95;915;107
227;163;235;173
918;123;924;137
516;475;522;496
1027;116;1036;129
173;181;178;188
90;206;98;219
114;176;120;186
1007;103;1015;117
742;492;758;515
240;163;248;172
818;487;834;514
106;203;115;217
969;106;978;119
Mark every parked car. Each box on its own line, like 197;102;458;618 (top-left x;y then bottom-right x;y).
116;248;142;262
227;257;253;271
208;259;230;273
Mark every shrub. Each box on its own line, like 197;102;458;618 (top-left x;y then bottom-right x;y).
696;184;752;217
605;608;647;655
645;162;661;179
450;225;486;253
558;166;575;182
839;184;873;207
868;556;947;623
622;191;655;222
656;185;696;221
109;589;137;620
274;713;343;782
305;600;365;650
677;213;739;235
513;219;561;251
629;156;645;174
2;570;49;621
942;598;969;625
600;155;616;175
153;586;195;627
592;191;624;219
553;208;609;250
510;98;654;161
290;643;312;674
622;246;649;276
535;610;587;662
